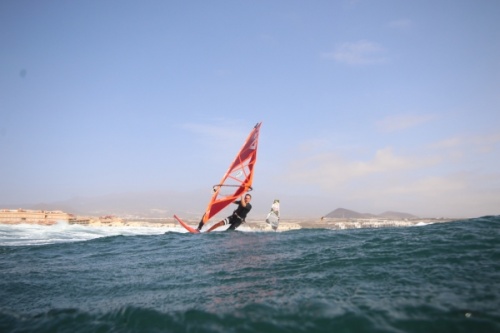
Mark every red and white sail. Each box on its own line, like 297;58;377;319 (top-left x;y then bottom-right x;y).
200;122;262;225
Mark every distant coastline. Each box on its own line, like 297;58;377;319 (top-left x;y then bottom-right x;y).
1;208;457;231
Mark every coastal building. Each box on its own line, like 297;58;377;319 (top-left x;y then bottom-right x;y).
0;209;76;225
0;209;124;226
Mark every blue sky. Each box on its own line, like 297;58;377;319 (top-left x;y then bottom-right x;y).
1;0;499;218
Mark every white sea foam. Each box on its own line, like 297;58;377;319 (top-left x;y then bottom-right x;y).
0;222;184;246
414;221;434;226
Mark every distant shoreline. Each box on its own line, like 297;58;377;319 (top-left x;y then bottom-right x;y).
0;214;458;231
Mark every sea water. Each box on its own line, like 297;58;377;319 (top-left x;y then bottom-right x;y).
1;216;499;332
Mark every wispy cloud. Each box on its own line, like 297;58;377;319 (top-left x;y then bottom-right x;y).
181;121;243;139
297;138;331;152
430;132;500;155
376;114;435;132
285;147;439;190
470;133;500;153
382;174;467;195
179;121;249;156
430;137;462;149
322;40;387;65
362;169;500;217
388;18;413;30
279;127;500;217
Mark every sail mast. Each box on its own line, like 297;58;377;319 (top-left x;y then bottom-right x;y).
201;122;262;224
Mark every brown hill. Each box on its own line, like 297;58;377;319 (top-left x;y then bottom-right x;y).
325;208;376;219
378;211;417;219
325;208;417;219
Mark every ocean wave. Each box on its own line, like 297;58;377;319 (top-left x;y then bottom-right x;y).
1;217;499;332
2;302;499;333
0;222;179;246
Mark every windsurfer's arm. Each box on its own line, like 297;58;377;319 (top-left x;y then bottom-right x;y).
240;195;247;207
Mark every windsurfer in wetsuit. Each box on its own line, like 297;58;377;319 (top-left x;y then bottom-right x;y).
198;194;252;232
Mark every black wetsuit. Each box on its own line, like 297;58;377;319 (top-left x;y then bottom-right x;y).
226;200;252;230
